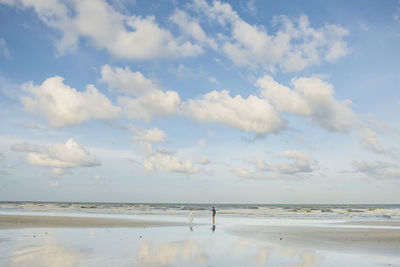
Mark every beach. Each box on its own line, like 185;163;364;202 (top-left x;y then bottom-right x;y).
0;214;185;228
1;209;400;266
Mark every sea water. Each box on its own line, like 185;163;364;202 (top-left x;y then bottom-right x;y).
0;201;399;220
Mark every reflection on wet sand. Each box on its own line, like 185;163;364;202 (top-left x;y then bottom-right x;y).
137;239;208;266
11;233;82;267
255;247;270;265
286;251;321;267
1;219;398;267
233;238;321;266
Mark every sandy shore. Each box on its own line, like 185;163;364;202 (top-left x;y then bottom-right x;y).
230;224;400;256
0;214;186;228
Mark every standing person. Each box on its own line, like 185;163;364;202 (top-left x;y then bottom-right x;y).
211;206;216;224
189;208;194;224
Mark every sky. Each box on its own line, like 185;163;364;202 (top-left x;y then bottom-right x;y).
0;0;400;204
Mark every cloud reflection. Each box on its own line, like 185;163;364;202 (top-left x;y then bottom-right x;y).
137;239;208;266
11;234;82;267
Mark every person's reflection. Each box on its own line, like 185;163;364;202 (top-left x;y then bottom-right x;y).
189;226;193;232
211;224;216;232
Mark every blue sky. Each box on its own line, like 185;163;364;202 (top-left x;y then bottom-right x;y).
0;0;400;203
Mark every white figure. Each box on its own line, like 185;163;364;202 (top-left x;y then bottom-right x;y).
189;208;194;224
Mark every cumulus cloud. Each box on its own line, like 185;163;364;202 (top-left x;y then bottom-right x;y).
131;127;166;143
170;9;217;49
257;75;358;132
100;65;158;96
182;75;361;135
118;90;181;121
129;125;167;153
21;76;121;127
194;0;349;72
2;0;203;59
182;90;284;134
99;64;181;121
352;160;400;180
12;139;100;171
233;150;316;179
143;152;199;174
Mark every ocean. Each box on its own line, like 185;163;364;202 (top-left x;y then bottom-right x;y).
1;201;399;220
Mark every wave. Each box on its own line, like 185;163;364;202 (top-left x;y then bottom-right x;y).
1;202;399;220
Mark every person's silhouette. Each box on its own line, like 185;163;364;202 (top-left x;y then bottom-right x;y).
211;206;216;224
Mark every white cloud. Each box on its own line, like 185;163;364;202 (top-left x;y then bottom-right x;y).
0;38;11;58
246;0;257;15
360;128;397;157
3;0;203;59
358;20;369;31
198;139;206;148
170;9;217;50
131;126;166;143
130;125;167;153
198;156;210;165
194;0;349;72
253;158;269;171
233;167;276;180
234;150;316;179
52;168;72;176
257;75;358;132
277;150;314;174
365;113;398;134
12;139;100;170
3;163;15;169
21;76;121;127
352;160;400;180
99;64;181;121
143;153;199;174
118;89;181;121
100;64;157;96
182;90;284;134
208;76;219;84
394;1;400;23
11;142;39;152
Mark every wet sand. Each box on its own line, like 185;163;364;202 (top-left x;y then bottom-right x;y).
0;214;400;266
0;214;185;228
229;224;400;256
